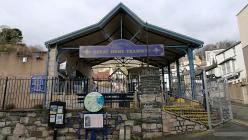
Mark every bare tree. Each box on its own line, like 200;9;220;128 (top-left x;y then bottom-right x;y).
194;40;236;60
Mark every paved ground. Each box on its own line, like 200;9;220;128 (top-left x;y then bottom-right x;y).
156;121;248;140
232;103;248;123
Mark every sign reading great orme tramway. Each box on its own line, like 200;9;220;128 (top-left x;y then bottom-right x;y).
79;39;164;58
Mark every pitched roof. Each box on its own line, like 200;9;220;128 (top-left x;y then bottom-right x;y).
92;70;110;80
216;41;241;56
237;4;248;16
45;3;203;47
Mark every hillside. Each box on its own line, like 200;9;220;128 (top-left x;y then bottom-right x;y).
195;40;237;60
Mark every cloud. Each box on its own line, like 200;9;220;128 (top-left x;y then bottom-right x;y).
0;0;247;46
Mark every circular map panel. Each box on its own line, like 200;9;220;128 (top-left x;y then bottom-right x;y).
84;92;105;112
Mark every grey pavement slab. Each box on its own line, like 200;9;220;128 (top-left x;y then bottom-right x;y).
154;121;248;140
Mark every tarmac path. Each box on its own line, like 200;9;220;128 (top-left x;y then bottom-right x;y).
156;121;248;140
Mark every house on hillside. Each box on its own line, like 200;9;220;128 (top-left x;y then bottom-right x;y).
215;42;247;104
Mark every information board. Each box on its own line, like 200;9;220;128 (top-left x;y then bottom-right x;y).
84;114;104;128
84;92;104;112
48;101;66;128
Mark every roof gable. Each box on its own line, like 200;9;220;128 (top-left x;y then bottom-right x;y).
45;3;203;47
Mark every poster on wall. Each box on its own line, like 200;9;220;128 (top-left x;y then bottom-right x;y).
30;75;46;93
56;114;64;124
57;106;63;114
50;115;56;123
50;105;57;114
84;114;103;128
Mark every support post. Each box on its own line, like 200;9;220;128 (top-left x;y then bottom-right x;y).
203;69;212;129
91;129;96;140
176;59;182;97
162;67;165;91
121;15;123;39
53;128;57;140
187;47;195;99
2;77;8;110
46;46;58;108
168;65;172;94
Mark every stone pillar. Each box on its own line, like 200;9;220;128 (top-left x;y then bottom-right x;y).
139;67;163;139
48;48;58;77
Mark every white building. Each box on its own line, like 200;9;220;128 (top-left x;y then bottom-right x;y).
205;49;224;76
215;42;246;81
215;42;248;104
205;49;225;66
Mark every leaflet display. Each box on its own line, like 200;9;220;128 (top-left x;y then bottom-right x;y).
48;101;66;128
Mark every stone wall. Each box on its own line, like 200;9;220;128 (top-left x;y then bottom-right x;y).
0;111;53;140
0;110;144;140
0;110;140;140
0;110;207;140
0;45;47;77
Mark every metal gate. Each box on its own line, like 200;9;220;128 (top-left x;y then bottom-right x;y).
204;72;233;127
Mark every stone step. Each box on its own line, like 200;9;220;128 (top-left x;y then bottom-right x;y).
182;115;208;118
164;108;206;112
165;110;207;113
140;84;160;87
167;110;220;125
139;81;161;84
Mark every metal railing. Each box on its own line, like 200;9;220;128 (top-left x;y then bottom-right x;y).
163;74;205;104
92;78;136;108
162;72;233;127
0;77;45;110
0;77;135;111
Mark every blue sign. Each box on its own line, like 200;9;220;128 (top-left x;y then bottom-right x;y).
30;75;46;93
79;39;164;58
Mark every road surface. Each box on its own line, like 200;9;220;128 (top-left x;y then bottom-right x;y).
156;121;248;140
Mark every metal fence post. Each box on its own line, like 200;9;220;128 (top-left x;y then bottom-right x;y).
44;77;49;109
218;81;224;123
203;70;212;129
219;99;224;123
224;78;233;120
2;77;8;110
50;77;54;102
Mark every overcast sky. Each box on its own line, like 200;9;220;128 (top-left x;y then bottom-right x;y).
0;0;247;47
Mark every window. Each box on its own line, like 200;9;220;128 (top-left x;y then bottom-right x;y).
233;48;236;56
232;60;235;72
222;64;226;75
206;52;210;61
226;61;231;74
